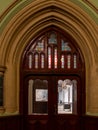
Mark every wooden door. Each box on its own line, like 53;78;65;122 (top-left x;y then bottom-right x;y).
20;26;85;130
23;75;81;130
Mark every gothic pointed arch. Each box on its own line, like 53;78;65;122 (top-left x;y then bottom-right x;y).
0;0;98;115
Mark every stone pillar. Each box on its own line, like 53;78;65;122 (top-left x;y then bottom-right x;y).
87;66;98;114
4;64;18;114
0;66;6;114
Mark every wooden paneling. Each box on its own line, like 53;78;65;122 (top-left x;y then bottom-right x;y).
0;115;23;130
82;116;98;130
23;115;98;130
0;115;98;130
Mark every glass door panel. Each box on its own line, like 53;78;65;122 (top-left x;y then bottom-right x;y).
28;78;48;115
56;76;78;115
58;79;77;114
28;76;78;116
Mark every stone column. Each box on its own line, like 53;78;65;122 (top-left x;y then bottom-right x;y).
87;66;98;114
4;64;18;114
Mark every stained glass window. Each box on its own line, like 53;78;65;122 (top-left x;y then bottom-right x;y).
48;47;52;68
35;54;39;69
48;32;57;44
61;55;65;68
28;54;32;69
41;54;45;68
24;30;81;70
35;41;44;51
54;48;58;68
61;40;71;51
67;54;71;69
74;54;77;69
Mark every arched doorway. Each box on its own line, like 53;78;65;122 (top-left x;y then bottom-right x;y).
20;26;85;130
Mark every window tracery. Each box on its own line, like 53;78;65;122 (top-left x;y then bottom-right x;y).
24;30;81;71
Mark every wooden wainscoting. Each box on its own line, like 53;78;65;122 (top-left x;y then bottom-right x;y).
0;115;23;130
81;115;98;130
0;115;98;130
24;115;81;130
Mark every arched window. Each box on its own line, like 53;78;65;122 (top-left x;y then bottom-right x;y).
23;28;82;72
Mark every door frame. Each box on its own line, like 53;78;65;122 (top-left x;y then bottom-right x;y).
19;26;85;130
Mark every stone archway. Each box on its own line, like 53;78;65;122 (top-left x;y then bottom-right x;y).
0;0;98;115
